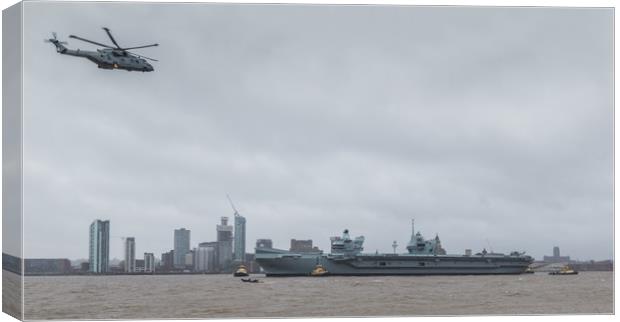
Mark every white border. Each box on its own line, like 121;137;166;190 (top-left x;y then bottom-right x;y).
0;1;615;322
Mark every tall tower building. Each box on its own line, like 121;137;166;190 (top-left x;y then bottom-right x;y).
234;214;246;263
124;237;136;273
216;217;233;271
553;246;560;257
89;219;110;273
174;228;191;268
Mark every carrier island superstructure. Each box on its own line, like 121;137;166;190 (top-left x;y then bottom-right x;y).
255;220;533;276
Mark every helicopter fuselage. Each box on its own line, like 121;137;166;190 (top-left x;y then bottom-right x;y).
54;44;154;72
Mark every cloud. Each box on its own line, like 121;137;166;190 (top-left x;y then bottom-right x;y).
21;3;612;261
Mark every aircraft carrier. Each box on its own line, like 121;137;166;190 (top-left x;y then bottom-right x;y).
255;220;533;276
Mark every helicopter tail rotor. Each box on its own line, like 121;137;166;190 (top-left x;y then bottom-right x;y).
44;32;68;45
45;32;68;53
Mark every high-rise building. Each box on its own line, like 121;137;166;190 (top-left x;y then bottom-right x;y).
553;246;560;257
256;239;273;249
144;253;155;273
124;237;136;273
234;214;246;262
216;217;233;271
174;228;190;268
89;219;110;273
217;217;233;241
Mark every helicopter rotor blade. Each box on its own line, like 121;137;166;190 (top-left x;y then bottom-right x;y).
102;27;121;49
69;35;114;49
52;32;57;40
127;51;159;62
120;43;159;51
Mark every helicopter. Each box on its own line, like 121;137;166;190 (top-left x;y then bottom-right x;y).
45;27;158;72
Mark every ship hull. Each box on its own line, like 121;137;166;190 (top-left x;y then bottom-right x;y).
256;250;532;277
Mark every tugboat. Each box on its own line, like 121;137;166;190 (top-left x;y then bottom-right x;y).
233;264;250;277
549;265;578;275
310;264;329;276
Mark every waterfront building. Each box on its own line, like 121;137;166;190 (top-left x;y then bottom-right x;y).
144;253;155;273
216;217;233;271
135;259;145;273
234;213;246;263
194;245;217;272
244;253;260;273
89;219;110;273
198;241;220;272
185;251;194;270
290;239;321;253
256;239;273;249
160;250;175;271
24;259;71;275
543;246;571;263
174;228;191;268
109;265;125;274
124;237;136;273
571;260;613;271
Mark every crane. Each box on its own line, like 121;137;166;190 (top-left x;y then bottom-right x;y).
227;194;240;216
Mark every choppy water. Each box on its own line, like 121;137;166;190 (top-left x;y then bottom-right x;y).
19;272;613;319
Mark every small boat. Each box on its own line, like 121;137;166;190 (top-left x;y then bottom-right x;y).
549;265;578;275
523;267;535;274
310;264;329;276
241;278;261;283
233;265;249;277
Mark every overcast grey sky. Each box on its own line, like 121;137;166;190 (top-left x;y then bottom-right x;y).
20;3;612;261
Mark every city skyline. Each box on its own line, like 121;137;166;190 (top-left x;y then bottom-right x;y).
71;216;611;266
20;4;613;262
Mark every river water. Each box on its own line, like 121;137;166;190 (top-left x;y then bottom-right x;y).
19;272;612;320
